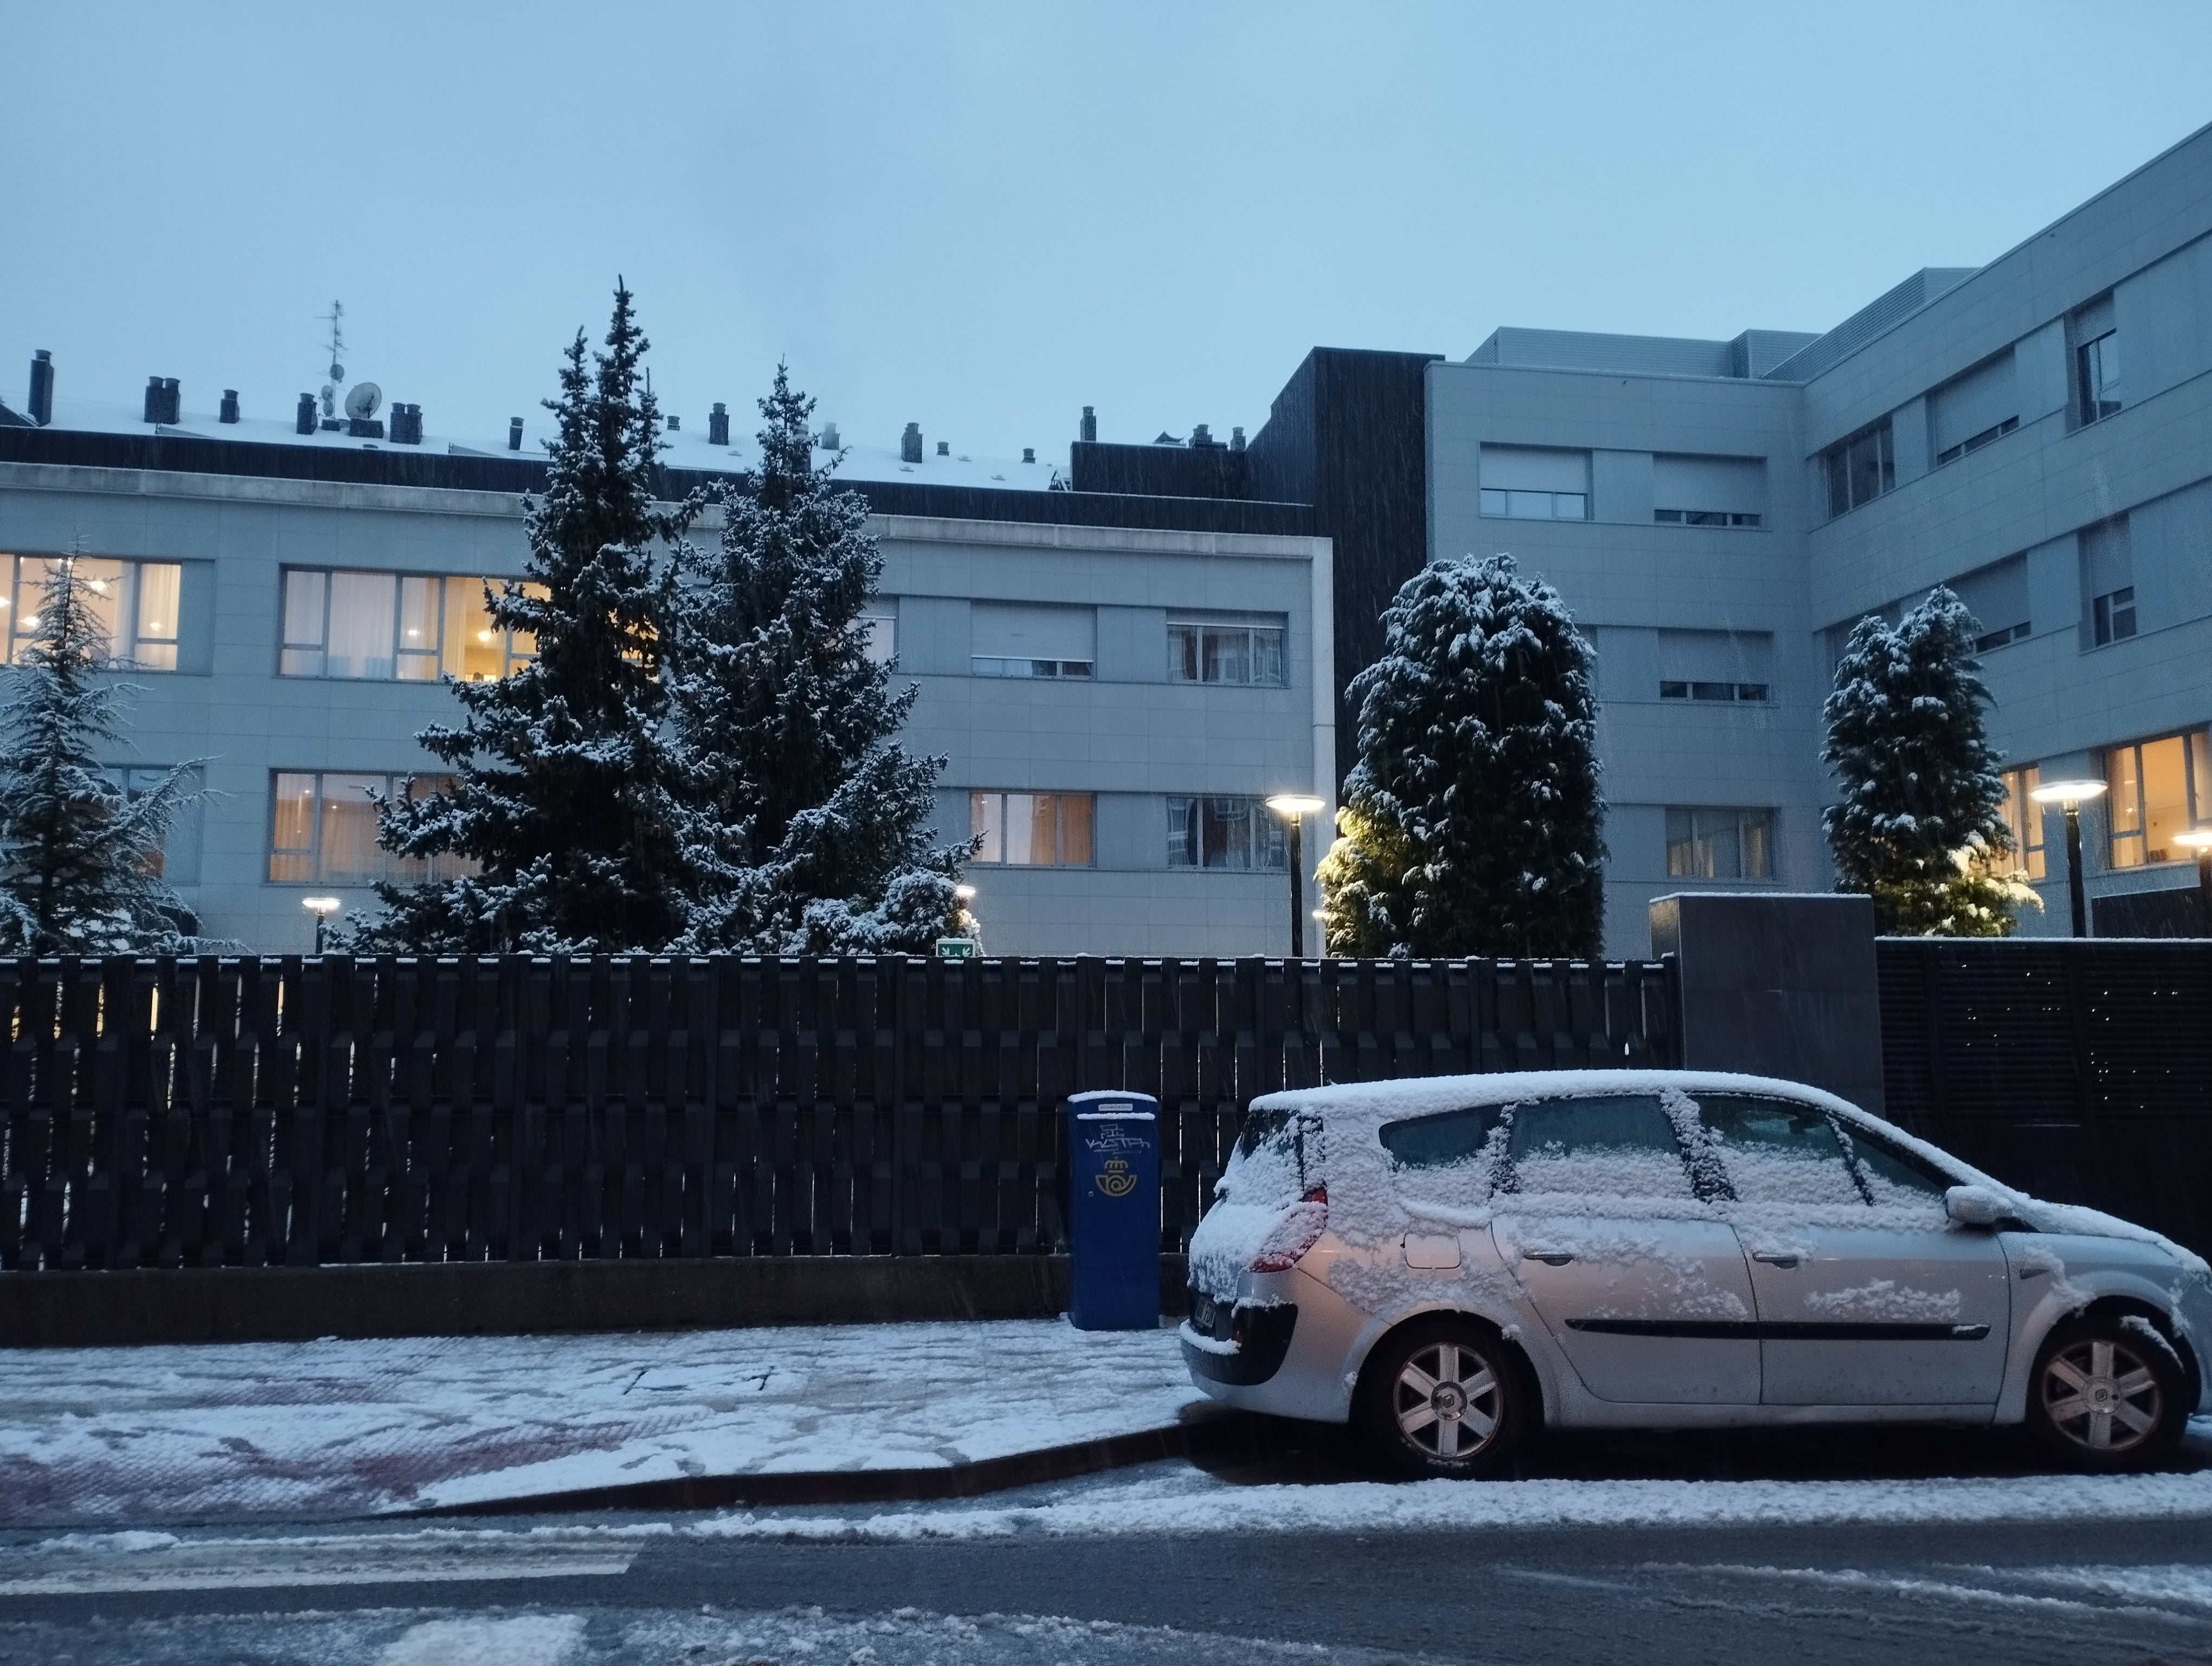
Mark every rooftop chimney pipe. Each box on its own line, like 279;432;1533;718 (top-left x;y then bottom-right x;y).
144;376;180;425
1079;406;1097;444
297;394;317;435
508;418;524;451
390;403;422;445
901;422;923;464
708;402;730;446
1023;447;1036;464
936;440;949;456
666;413;679;431
1230;426;1245;452
220;389;240;424
820;421;840;450
28;351;52;426
1191;424;1214;448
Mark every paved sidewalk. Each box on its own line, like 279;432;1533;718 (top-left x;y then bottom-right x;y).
0;1320;1201;1527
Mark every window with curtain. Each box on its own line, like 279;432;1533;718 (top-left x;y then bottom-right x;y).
2105;731;2212;868
267;771;477;884
969;792;1095;866
1166;796;1288;870
2;553;184;670
279;568;544;681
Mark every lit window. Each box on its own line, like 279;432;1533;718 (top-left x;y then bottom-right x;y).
267;771;479;884
2;553;185;670
969;792;1094;866
279;568;545;681
1665;808;1774;881
1821;419;1895;519
1168;618;1288;685
2105;731;2211;868
1166;796;1288;870
1997;766;2046;880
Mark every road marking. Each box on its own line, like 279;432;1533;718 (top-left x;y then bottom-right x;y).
1;1530;646;1595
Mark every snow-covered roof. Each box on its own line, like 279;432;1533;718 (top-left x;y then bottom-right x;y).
6;388;1072;491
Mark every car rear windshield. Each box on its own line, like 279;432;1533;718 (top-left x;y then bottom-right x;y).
1233;1106;1321;1192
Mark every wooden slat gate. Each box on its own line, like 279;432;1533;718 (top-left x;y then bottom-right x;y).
1;954;1680;1272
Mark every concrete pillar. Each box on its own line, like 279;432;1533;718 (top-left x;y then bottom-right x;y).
1649;892;1885;1114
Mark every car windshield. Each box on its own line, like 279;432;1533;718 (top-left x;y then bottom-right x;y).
1231;1105;1321;1197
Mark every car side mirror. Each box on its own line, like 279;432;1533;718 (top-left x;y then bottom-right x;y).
1945;1184;2008;1228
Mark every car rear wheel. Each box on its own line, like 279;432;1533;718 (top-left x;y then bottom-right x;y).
1359;1318;1525;1479
2027;1314;2187;1471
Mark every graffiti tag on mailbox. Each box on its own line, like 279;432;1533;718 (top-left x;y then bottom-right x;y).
1084;1123;1148;1155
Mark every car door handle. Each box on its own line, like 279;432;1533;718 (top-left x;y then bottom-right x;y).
1521;1250;1575;1266
1751;1251;1802;1268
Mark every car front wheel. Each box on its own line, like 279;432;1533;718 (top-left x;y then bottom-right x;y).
1359;1318;1526;1479
2027;1313;2187;1471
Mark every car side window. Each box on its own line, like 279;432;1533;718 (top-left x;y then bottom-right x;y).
1501;1094;1694;1200
1379;1105;1504;1171
1692;1093;1866;1207
1837;1125;1952;1206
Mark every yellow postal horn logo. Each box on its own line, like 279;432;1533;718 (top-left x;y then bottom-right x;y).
1095;1157;1138;1198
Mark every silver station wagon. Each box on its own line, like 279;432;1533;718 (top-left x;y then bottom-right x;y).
1180;1069;2212;1476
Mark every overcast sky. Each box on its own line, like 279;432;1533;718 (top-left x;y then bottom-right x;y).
5;3;2210;460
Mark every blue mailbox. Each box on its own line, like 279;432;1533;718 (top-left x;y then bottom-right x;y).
1063;1089;1161;1330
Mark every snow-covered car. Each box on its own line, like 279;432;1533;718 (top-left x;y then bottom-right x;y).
1181;1070;2211;1476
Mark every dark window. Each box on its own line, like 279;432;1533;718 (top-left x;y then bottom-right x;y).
1167;796;1287;870
1934;415;2018;466
1380;1106;1505;1170
2092;587;2137;646
2078;330;2121;424
1837;1126;1952;1201
1168;619;1288;685
1666;807;1775;879
1822;419;1895;518
1660;682;1767;703
1974;622;2030;652
1692;1093;1864;1206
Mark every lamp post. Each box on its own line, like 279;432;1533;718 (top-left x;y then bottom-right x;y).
2175;827;2212;936
301;895;342;954
1265;794;1327;959
2030;779;2108;939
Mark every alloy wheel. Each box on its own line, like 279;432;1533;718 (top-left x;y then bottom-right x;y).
2040;1334;2164;1454
1392;1340;1502;1460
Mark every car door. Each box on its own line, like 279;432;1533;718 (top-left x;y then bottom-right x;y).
1489;1093;1760;1405
1690;1091;2010;1407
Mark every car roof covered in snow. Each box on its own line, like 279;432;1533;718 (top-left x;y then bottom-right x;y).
1249;1069;1873;1126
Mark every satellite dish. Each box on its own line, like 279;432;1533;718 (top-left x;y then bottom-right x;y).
344;382;383;421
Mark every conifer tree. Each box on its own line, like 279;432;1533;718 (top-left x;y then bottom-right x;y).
1317;553;1605;958
348;284;698;953
1822;585;2031;935
0;552;201;953
665;365;969;952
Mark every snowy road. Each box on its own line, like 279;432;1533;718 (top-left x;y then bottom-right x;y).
8;1503;2212;1664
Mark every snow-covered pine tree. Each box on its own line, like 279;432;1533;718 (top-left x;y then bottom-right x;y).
346;284;698;953
664;364;969;953
1316;553;1606;958
1821;585;2030;935
0;551;201;954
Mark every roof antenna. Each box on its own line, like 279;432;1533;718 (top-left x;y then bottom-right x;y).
317;300;346;421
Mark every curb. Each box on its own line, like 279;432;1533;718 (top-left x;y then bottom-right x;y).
407;1411;1265;1518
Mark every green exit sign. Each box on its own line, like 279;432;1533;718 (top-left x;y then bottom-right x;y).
934;937;978;960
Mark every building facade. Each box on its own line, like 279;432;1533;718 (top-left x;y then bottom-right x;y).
0;441;1332;958
3;122;2207;958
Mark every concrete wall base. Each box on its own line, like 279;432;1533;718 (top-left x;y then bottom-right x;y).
0;1255;1194;1349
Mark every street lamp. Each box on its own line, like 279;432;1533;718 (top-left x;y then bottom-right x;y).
2030;779;2108;938
2175;827;2212;935
301;895;342;954
1265;794;1327;959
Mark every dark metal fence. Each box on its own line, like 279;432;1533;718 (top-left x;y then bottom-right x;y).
1;954;1679;1272
1878;937;2212;1252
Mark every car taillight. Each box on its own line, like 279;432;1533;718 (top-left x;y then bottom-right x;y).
1250;1186;1327;1271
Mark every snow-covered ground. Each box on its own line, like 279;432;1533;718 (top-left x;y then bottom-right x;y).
689;1437;2212;1540
0;1321;1200;1526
